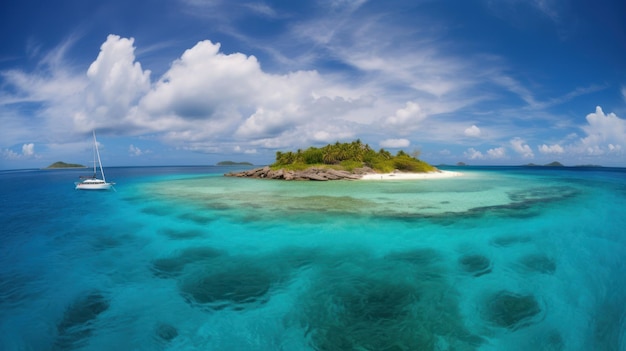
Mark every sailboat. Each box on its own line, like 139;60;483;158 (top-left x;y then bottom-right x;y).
75;131;115;190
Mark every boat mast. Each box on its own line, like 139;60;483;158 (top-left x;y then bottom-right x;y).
92;133;97;178
93;130;107;183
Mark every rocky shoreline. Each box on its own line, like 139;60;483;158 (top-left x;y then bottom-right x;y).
225;166;374;181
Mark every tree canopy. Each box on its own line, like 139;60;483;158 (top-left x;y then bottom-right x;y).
271;140;436;173
45;161;86;169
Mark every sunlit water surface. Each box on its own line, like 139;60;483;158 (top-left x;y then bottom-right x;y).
1;166;625;350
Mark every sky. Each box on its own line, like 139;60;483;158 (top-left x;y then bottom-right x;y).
1;0;625;170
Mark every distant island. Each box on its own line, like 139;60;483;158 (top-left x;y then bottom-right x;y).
45;161;87;169
525;161;564;167
217;161;254;166
524;162;603;168
226;140;438;181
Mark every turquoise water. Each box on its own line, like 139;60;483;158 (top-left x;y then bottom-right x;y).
1;166;625;350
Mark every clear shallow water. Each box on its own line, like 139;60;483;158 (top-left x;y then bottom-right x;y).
1;166;625;350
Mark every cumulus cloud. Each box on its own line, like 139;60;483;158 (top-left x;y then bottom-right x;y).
135;39;365;148
464;148;484;160
1;143;36;160
464;125;481;137
141;40;262;120
538;143;564;154
385;101;426;126
487;147;506;158
22;143;35;156
579;106;625;155
380;138;410;148
79;35;151;131
510;137;534;158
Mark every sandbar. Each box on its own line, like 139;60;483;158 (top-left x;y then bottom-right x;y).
360;170;462;180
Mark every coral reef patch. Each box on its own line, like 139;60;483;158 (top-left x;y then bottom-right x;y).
482;290;541;330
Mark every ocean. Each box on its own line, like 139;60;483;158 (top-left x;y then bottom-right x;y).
1;165;625;350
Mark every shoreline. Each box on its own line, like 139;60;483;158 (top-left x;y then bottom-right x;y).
359;170;463;180
226;166;463;181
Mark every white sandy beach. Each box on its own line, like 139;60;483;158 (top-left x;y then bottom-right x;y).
360;170;463;180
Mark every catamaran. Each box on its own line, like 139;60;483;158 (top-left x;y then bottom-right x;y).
75;131;115;190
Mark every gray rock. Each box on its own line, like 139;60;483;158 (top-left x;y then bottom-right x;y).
225;166;367;181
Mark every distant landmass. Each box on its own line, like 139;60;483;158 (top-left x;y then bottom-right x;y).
217;161;253;166
525;161;564;167
45;161;87;169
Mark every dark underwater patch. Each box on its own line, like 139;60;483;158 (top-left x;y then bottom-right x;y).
298;254;483;350
90;232;135;251
518;254;556;274
482;291;541;330
385;248;442;266
177;212;215;225
140;205;172;217
155;322;178;342
55;291;109;349
151;246;223;278
178;262;277;310
158;227;206;239
458;254;492;277
490;235;532;247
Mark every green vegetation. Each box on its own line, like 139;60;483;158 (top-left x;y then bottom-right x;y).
217;161;253;166
45;161;86;169
271;140;436;173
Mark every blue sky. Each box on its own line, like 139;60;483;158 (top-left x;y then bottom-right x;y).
1;0;625;169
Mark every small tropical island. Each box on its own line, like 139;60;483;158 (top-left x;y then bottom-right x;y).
44;161;87;169
226;140;460;181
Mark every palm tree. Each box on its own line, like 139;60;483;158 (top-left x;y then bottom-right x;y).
322;145;336;164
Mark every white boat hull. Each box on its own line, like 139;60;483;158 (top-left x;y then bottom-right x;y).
75;180;114;190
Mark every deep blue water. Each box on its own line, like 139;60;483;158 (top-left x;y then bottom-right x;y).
1;166;625;350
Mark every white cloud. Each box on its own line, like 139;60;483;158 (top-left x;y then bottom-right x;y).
1;143;36;160
622;86;626;102
464;125;481;137
463;146;505;160
21;143;35;156
385;101;425;126
129;144;143;156
81;35;151;131
141;40;262;120
538;143;564;154
579;106;625;155
136;39;358;147
380;138;410;148
464;148;484;160
510;137;534;158
1;149;20;160
487;147;506;158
